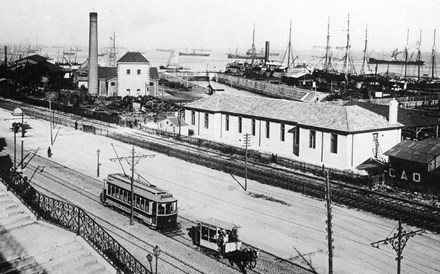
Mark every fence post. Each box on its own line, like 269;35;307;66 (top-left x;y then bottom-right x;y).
77;208;81;235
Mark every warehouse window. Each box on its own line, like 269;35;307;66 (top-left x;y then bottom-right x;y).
225;114;230;131
238;117;242;133
137;69;141;75
251;119;256;136
126;69;131;75
191;111;195;125
280;124;285;142
266;121;270;138
204;113;209;128
309;130;316;149
331;133;338;154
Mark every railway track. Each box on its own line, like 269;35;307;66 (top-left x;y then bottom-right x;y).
17;156;314;274
3;98;440;233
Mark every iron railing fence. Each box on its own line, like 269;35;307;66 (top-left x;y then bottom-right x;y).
0;170;149;274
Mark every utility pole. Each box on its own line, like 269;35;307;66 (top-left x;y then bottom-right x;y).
325;170;334;274
96;149;101;177
109;146;155;225
371;219;425;274
49;100;53;145
243;133;251;191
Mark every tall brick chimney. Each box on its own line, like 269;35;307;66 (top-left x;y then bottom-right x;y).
88;12;98;96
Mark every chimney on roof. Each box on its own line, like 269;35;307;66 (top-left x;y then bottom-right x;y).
88;12;98;96
388;98;398;124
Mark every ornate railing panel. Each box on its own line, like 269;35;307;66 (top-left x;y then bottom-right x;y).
0;169;149;274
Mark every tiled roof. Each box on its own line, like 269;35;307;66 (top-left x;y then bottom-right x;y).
384;138;440;163
117;52;149;63
98;67;117;80
344;101;440;127
185;93;405;133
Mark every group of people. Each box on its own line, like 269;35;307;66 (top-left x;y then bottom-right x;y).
217;227;240;254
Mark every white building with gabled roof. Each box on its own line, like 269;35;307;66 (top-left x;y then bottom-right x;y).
117;52;150;97
184;94;406;169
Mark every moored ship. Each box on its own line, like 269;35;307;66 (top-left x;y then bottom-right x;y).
179;48;210;57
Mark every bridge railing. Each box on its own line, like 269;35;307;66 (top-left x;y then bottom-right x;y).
0;170;149;274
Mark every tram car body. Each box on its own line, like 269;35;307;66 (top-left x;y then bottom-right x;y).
194;218;242;255
100;173;177;229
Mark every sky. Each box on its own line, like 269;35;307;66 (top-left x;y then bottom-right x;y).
1;0;439;54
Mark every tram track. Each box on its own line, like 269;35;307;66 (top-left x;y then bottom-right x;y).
2;100;439;272
3;98;440;232
15;154;315;274
19;160;225;274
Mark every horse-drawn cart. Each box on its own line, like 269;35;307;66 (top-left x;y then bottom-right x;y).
193;218;259;272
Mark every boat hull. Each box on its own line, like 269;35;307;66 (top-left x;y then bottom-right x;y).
368;57;425;65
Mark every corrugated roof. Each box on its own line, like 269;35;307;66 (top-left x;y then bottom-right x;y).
185;94;404;133
117;52;149;63
98;66;117;80
384;138;440;163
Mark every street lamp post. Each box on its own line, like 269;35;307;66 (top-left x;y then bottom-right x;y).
96;149;101;177
13;123;18;171
146;254;153;274
153;245;161;274
12;107;24;171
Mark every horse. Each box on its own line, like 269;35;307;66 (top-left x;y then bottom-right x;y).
225;247;260;273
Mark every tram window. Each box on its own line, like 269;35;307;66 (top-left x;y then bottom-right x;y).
139;198;144;210
147;201;151;213
158;204;165;215
201;226;209;240
127;192;132;204
209;228;217;243
165;203;176;214
123;191;128;202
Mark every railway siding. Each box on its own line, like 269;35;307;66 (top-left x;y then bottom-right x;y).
1;98;440;234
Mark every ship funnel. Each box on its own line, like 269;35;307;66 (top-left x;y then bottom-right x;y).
388;98;398;124
265;41;270;65
88;12;98;96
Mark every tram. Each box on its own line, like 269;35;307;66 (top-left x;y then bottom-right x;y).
100;173;178;229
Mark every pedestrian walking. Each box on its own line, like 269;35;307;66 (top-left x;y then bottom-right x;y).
47;146;52;158
74;121;78;130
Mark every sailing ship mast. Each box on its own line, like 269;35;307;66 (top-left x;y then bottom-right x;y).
324;16;331;72
360;25;369;75
343;13;351;80
108;32;117;67
250;24;256;65
417;29;422;80
432;29;436;80
287;20;292;68
404;29;409;79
